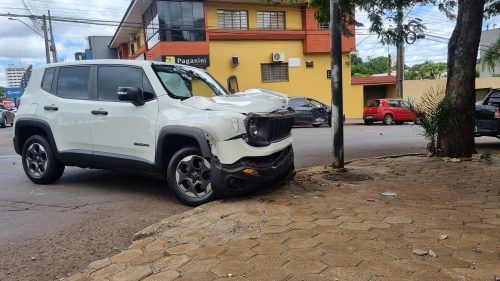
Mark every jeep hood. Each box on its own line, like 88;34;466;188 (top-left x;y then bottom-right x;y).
181;88;289;113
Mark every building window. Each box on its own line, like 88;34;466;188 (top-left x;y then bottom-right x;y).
261;63;289;82
217;10;248;29
156;0;206;42
257;11;285;30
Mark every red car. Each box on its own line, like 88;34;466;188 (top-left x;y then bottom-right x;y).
363;99;418;125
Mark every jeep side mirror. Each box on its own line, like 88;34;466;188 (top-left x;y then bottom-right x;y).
117;87;145;106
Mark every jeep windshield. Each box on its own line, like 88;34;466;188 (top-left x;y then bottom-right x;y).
153;64;228;99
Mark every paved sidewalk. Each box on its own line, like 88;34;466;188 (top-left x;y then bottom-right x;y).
65;156;500;281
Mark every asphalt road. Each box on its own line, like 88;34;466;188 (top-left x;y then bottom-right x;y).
0;124;498;281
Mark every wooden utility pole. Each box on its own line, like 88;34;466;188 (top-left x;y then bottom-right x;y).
48;10;58;63
330;0;344;169
42;15;51;64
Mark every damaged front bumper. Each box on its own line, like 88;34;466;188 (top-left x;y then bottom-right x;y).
211;145;295;196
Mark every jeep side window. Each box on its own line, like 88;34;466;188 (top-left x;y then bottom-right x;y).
41;68;56;93
154;65;228;99
486;91;500;106
56;66;91;100
97;66;143;101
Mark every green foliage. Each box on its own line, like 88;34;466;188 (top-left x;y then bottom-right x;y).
481;36;500;75
405;60;447;80
480;150;492;161
350;53;363;65
351;56;389;76
415;87;462;156
352;65;374;76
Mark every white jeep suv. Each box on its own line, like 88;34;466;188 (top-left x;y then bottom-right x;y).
13;60;295;206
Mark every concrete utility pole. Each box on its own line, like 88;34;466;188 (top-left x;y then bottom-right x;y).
42;15;51;64
48;10;58;63
396;3;404;98
330;0;344;169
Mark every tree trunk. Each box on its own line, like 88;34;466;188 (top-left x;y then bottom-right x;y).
438;0;485;158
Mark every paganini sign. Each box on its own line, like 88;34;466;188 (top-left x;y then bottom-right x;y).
163;55;210;68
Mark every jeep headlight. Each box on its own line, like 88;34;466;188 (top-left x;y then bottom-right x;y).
248;120;259;138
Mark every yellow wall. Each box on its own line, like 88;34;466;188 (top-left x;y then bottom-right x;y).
403;77;500;104
206;3;303;30
206;40;364;118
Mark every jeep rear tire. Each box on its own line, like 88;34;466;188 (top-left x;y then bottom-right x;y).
167;147;216;206
22;135;65;184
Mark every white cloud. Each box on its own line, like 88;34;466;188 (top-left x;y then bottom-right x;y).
0;0;129;86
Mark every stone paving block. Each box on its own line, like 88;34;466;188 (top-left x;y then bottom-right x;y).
190;244;226;260
253;243;288;255
340;222;371;231
130;251;166;266
247;254;289;268
285;237;321;249
287;273;331;281
246;266;290;281
150;255;190;272
142;270;179;281
111;249;143;264
210;261;254;277
362;220;392;229
129;237;155;250
283;247;323;260
181;258;221;273
217;247;256;261
283;260;328;274
288;221;318;229
264;219;292;226
175;271;216;281
166;243;200;255
384;216;413;223
314;218;343;226
109;266;152;281
145;239;169;252
322;266;374;281
88;258;112;271
320;253;364;267
261;225;290;234
90;264;127;280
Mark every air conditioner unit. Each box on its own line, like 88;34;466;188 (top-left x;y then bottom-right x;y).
272;52;285;62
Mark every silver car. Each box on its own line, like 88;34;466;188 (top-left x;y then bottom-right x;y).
0;103;15;128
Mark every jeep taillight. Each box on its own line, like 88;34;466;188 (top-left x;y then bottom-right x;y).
495;108;500;120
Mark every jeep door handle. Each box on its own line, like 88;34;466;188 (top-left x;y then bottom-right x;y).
44;105;59;111
91;110;108;116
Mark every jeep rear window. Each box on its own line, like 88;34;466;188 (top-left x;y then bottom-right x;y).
153;65;228;99
367;100;380;107
41;68;56;92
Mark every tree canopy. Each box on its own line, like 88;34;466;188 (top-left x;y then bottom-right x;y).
406;61;448;80
351;55;390;76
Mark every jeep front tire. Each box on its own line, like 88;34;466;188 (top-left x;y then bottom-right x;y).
167;146;216;206
22;135;65;184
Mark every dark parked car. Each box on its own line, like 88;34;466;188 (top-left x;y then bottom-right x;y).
289;97;331;127
363;98;418;125
0;103;15;128
475;89;500;139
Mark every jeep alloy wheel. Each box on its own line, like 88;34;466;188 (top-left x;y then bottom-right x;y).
167;147;216;206
22;135;65;184
25;142;48;178
175;155;212;198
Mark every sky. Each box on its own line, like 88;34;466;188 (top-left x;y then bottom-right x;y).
0;1;499;87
